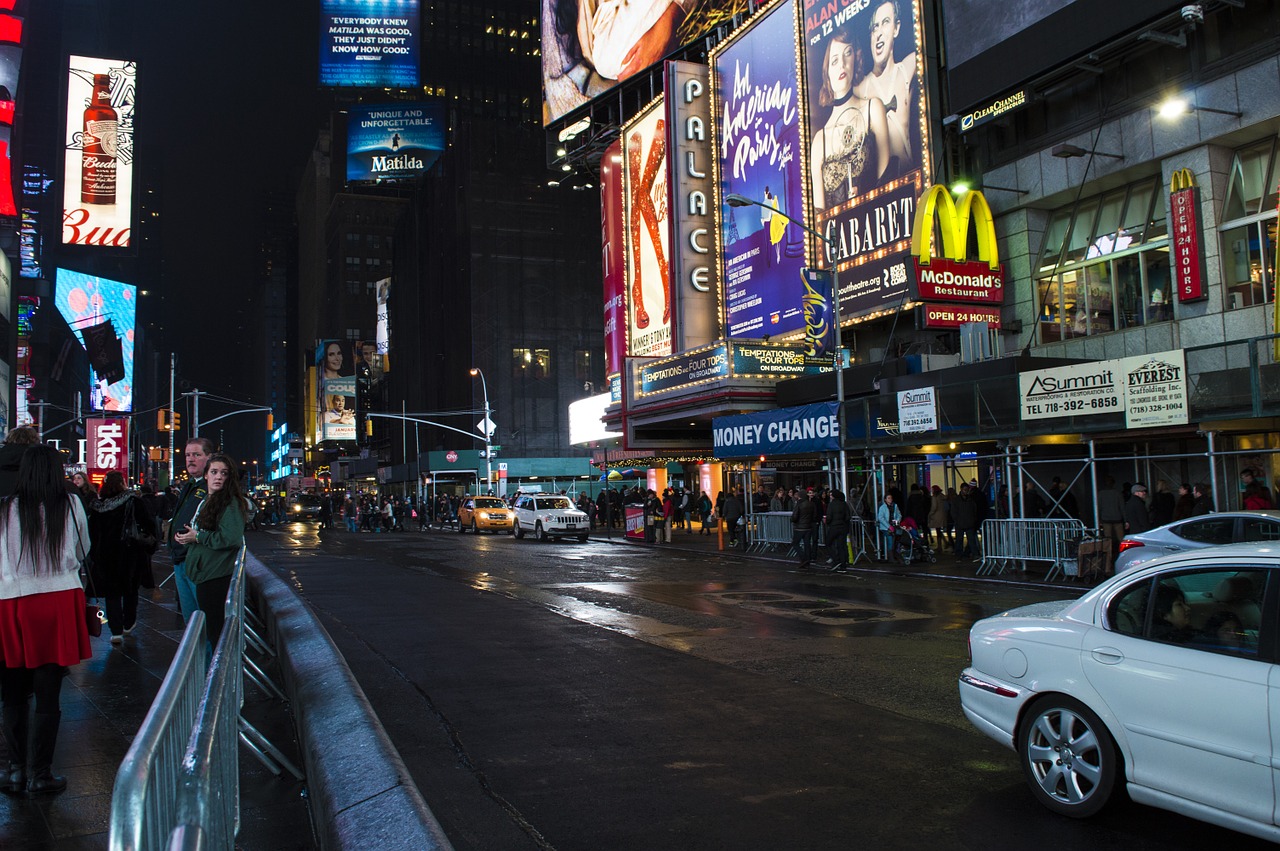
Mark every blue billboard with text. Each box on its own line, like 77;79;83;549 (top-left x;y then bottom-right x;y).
320;0;419;88
347;102;444;183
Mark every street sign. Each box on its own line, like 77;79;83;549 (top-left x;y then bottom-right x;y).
477;417;496;437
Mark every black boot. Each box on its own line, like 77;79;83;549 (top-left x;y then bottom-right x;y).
27;712;64;794
1;704;26;794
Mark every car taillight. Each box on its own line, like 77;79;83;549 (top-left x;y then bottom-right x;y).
1117;539;1144;553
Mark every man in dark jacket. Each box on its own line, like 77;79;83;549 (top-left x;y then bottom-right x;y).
0;426;37;497
722;487;745;547
1191;482;1214;516
166;437;212;622
952;484;979;558
905;483;929;531
790;489;818;567
1122;483;1152;535
824;490;852;572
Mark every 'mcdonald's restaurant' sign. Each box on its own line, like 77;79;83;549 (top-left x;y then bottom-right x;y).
1169;168;1207;303
909;186;1005;308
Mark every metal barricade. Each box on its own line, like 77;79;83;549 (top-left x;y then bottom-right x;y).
977;518;1086;580
749;511;794;553
108;610;208;851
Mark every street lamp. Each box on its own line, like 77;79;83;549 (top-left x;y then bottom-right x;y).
469;367;493;494
725;193;847;497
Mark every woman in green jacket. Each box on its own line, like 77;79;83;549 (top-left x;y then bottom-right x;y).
173;453;245;645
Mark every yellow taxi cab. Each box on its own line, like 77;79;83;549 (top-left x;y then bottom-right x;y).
457;495;514;534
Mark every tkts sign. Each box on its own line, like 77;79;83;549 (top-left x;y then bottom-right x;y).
86;417;128;485
1169;168;1207;303
909;185;1005;305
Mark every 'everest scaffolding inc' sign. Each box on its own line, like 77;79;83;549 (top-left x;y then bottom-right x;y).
1018;350;1188;429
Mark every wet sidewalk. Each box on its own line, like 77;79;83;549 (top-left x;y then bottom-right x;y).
1;556;314;850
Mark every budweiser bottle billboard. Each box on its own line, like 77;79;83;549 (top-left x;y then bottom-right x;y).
81;73;117;205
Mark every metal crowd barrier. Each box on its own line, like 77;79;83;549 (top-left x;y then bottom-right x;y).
977;518;1086;580
111;547;301;850
749;511;795;554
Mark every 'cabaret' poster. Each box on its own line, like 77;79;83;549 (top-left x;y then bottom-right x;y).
803;0;929;319
713;0;807;341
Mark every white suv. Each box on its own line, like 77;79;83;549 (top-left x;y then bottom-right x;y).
513;494;590;542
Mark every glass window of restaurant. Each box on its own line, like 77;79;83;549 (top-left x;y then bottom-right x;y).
1036;177;1171;343
1218;137;1279;310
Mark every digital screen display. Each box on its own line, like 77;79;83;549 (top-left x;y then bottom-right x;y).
53;268;136;412
0;7;23;218
320;0;420;88
315;339;355;442
62;55;135;249
542;0;750;126
346;102;444;182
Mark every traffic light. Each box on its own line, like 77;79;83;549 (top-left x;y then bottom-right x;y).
157;409;167;431
172;412;181;431
266;412;274;431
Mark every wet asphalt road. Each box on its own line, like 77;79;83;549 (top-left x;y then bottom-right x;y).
250;524;1275;851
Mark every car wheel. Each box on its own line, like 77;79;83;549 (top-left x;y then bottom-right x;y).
1018;695;1119;818
457;519;466;533
536;522;548;542
472;520;479;534
514;522;525;539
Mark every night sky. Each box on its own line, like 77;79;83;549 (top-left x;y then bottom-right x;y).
132;3;324;461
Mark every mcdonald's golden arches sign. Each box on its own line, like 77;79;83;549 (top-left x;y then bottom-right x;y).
909;186;1006;310
1169;168;1208;303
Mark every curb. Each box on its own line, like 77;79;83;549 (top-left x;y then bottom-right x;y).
245;554;455;851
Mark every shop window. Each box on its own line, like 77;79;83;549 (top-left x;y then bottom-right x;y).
512;347;551;380
574;349;594;383
1036;177;1170;343
1218;137;1279;310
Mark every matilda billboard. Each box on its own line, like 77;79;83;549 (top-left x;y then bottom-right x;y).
712;0;807;342
319;0;419;88
802;0;929;320
63;55;135;249
346;102;444;183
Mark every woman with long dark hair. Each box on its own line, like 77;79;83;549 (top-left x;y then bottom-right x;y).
173;453;246;645
87;471;156;645
0;445;93;795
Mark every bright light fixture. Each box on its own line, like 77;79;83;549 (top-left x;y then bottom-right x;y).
1157;96;1190;119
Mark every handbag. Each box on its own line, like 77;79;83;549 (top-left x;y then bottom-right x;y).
121;497;159;555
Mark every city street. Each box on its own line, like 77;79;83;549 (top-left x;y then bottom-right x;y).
250;523;1274;851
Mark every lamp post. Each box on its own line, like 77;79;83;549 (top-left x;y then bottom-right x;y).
469;367;493;494
725;193;847;497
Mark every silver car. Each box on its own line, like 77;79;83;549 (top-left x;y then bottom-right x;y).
1114;510;1280;572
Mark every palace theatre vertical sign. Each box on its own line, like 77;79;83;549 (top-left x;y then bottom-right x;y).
1169;168;1207;303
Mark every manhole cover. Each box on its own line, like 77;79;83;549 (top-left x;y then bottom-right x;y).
721;592;791;601
811;608;894;620
765;600;827;610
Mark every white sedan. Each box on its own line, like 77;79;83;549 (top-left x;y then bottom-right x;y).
960;544;1276;842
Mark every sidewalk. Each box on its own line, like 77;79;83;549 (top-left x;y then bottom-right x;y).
1;554;313;850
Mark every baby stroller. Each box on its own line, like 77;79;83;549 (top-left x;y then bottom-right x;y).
892;521;937;566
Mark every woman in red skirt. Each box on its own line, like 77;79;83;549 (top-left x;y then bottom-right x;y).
0;444;92;795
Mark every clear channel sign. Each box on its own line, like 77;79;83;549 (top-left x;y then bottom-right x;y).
1018;349;1188;429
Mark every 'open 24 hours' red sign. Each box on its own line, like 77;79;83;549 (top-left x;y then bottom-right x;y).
1170;170;1208;303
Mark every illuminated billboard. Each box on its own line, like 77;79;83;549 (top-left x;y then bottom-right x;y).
63;55;135;249
320;0;420;88
802;0;929;320
945;0;1173;113
53;268;136;412
712;0;807;341
346;102;444;182
315;339;356;442
541;0;750;126
622;98;671;358
600;140;626;376
0;6;23;217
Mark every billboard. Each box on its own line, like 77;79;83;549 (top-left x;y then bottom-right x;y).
63;55;135;249
541;0;751;126
319;0;420;88
315;339;356;442
53;268;136;412
0;5;23;217
346;102;444;183
600;140;627;376
944;0;1175;113
86;417;128;485
802;0;928;320
374;276;391;364
623;98;672;358
712;0;807;341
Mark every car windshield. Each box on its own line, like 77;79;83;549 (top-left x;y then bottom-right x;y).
536;497;573;510
474;498;505;508
294;495;322;507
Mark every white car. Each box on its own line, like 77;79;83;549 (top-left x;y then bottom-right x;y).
512;494;591;542
960;544;1276;842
